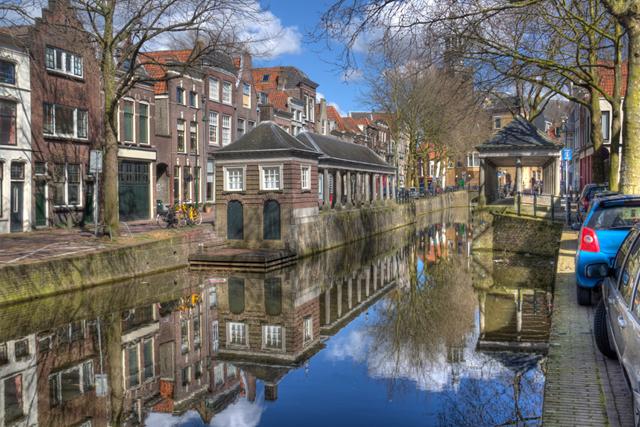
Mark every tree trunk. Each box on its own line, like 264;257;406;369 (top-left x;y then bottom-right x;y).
101;27;121;236
609;96;622;191
620;28;640;194
589;86;605;184
104;312;124;426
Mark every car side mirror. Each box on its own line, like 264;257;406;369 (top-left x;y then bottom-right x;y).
586;263;610;278
572;222;582;231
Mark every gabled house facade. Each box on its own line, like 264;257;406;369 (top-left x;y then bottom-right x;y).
0;31;32;234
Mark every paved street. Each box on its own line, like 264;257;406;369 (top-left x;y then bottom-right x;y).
543;228;633;426
0;211;215;264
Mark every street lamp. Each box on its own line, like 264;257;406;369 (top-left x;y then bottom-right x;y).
195;99;209;207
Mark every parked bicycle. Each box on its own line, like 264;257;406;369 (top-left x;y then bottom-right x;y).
175;201;202;226
156;205;179;229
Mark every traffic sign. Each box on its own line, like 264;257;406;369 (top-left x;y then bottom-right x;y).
90;150;103;173
562;149;572;161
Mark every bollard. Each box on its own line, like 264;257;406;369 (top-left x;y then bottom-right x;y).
533;193;537;219
566;195;571;225
517;192;521;217
551;194;555;221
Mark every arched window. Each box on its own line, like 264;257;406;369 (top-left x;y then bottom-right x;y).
263;200;280;240
227;201;243;239
228;278;245;314
264;278;282;316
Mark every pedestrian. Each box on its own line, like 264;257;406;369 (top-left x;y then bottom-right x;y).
530;176;536;192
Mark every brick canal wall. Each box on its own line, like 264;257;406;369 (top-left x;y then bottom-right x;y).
290;190;470;256
0;229;204;306
472;210;564;257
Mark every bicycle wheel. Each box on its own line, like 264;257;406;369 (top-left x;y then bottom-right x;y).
192;208;202;225
156;212;171;229
177;209;187;227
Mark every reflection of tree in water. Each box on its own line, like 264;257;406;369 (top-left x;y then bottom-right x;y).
437;358;546;427
363;236;477;401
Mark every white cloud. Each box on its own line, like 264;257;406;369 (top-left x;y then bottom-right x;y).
239;2;302;60
340;69;364;83
316;92;325;103
329;101;346;117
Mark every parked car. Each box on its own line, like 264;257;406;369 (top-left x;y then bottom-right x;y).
409;187;419;199
578;183;610;222
593;222;640;424
575;195;640;305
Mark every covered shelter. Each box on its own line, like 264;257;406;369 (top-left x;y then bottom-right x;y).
475;115;565;204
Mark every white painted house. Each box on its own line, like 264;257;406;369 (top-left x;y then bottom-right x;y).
0;32;32;234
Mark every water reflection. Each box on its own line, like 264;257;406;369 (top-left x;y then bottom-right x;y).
0;209;553;426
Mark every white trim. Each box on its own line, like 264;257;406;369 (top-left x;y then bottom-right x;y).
261;325;285;351
300;164;311;190
223;165;246;191
117;147;157;161
259;164;283;191
227;322;248;348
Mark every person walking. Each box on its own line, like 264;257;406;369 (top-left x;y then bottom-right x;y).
530;176;536;194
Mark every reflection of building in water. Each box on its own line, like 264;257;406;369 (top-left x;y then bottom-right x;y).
36;319;108;427
0;335;38;427
320;253;400;334
419;222;474;266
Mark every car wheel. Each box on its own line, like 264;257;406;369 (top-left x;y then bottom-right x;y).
577;284;592;306
594;298;617;359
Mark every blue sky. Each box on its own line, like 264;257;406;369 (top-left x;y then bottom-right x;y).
252;0;361;116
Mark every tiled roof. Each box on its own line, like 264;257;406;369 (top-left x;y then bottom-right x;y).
0;26;31;38
343;117;362;133
214;121;318;154
142;50;193;94
268;91;289;111
476;115;565;150
252;66;319;90
297;131;395;171
599;60;628;98
326;106;353;134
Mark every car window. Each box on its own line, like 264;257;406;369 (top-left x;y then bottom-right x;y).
619;234;640;306
587;205;640;230
587;186;609;199
632;271;640;320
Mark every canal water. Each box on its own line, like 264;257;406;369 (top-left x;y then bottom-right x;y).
0;209;554;427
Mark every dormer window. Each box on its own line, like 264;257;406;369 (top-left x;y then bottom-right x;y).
0;60;15;85
261;74;270;82
46;47;83;77
123;59;131;69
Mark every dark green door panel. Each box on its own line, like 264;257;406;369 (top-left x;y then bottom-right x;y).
263;200;280;240
227;201;243;240
35;181;46;227
118;161;150;221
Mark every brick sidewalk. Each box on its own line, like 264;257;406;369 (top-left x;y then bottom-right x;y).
0;211;215;264
542;229;633;426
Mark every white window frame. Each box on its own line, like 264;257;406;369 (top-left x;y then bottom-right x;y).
209;77;220;102
143;337;155;382
209;112;219;146
125;343;141;389
301;165;311;190
122;98;135;143
493;116;502;130
237;118;245;139
303;315;313;345
248;120;256;130
227;322;248;347
223;166;245;192
242;83;251;108
177;87;185;105
222;115;231;145
45;46;83;77
48;360;93;406
222;81;232;105
206;160;215;201
466;152;479;168
43;103;88;139
262;325;284;351
139;101;150;145
52;163;83;207
259;164;283;191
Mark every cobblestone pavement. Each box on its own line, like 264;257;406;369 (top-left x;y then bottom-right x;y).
542;228;633;426
0;211;215;264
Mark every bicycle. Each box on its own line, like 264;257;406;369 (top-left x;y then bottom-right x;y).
175;201;202;226
156;205;180;229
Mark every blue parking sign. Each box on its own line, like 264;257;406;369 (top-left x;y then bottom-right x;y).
562;149;572;161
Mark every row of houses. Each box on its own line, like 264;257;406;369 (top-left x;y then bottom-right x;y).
0;0;399;234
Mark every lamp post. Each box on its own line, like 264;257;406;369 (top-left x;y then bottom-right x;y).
195;99;209;207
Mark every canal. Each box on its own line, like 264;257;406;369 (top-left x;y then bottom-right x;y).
0;209;554;426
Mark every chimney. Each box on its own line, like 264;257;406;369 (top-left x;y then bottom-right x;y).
277;70;287;90
265;384;278;402
259;103;274;122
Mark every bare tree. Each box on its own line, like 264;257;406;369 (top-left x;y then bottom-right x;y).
29;0;280;234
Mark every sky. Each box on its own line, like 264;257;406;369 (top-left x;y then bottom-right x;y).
250;0;362;116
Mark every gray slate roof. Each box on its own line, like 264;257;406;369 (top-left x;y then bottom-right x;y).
282;66;319;89
476;115;564;151
296;131;395;171
214;121;319;154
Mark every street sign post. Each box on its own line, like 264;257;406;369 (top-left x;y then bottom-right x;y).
90;150;103;237
562;149;572;161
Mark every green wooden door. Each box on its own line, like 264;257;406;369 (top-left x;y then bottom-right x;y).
118;161;150;221
35;181;46;227
227;201;243;240
263;200;280;240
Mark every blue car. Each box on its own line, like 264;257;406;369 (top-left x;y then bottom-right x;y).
575;195;640;305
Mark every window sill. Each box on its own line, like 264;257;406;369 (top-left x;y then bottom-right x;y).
44;135;90;144
46;69;84;81
302;189;311;193
222;191;246;195
54;205;83;209
258;189;283;194
0;143;17;147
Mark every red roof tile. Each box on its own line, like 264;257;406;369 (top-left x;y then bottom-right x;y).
268;91;289;111
142;49;193;94
599;60;628;98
